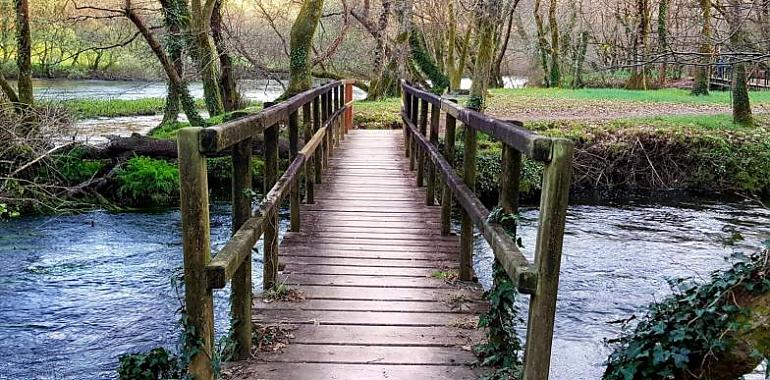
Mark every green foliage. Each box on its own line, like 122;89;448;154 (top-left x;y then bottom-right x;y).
117;347;183;380
604;251;770;379
0;203;20;219
476;208;524;379
353;98;402;129
206;156;264;189
116;156;179;206
409;31;449;95
56;149;106;184
148;103;262;139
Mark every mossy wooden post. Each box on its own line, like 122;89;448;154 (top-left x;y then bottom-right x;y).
409;95;419;171
322;92;330;168
344;81;353;133
289;110;300;232
230;135;252;360
459;124;477;281
263;103;280;290
403;91;412;158
313;96;323;184
303;102;315;203
177;128;214;380
523;139;573;380
426;102;440;205
440;103;457;235
500;142;522;225
416;99;428;186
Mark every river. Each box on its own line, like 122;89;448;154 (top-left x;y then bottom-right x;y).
1;200;769;379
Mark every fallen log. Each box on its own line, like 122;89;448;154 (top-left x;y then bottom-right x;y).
76;133;295;160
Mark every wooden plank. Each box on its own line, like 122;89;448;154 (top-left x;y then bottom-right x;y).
279;325;481;346
283;264;435;277
298;285;482;302
281;274;453;289
253;310;475;328
256;299;486;313
256;344;477;365
281;256;456;269
222;363;479;380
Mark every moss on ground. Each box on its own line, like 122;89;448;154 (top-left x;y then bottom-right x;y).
352;98;402;129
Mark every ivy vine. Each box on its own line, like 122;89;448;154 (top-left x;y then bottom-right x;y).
409;31;449;95
476;207;524;379
604;242;770;380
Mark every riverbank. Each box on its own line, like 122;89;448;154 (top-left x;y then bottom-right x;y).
353;88;770;200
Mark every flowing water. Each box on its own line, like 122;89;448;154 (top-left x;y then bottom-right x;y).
1;200;769;379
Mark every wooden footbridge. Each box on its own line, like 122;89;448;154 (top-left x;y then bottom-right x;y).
177;81;573;380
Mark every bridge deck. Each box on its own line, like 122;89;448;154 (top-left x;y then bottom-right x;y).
226;129;484;380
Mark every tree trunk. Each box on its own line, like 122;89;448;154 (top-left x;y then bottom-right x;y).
125;0;205;126
691;0;711;96
211;0;240;111
657;0;669;86
14;0;33;106
368;0;411;100
626;0;649;90
533;0;550;87
366;0;391;100
468;0;501;111
0;71;20;104
286;0;325;97
490;4;516;88
160;0;185;125
190;0;224;116
547;0;560;87
727;0;751;126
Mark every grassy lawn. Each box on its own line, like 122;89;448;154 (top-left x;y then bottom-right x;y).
490;87;770;106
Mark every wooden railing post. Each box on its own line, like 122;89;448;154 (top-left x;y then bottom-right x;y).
426;102;439;205
344;81;353;133
459;124;477;281
313;96;323;184
230;135;252;360
263;104;280;290
403;91;412;158
441;100;457;235
177;127;214;380
303;103;315;203
289;110;300;232
416;99;428;187
409;95;419;171
500;141;522;218
322;92;330;168
523;139;573;380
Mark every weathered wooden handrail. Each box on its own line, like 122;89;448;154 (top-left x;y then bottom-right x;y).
178;80;354;380
401;81;573;380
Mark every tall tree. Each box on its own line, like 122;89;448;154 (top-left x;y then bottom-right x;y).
3;0;33;107
726;0;752;126
211;0;240;111
445;0;472;92
533;0;550;86
626;0;650;89
547;0;560;87
125;0;205;126
468;0;501;111
160;0;187;125
190;0;225;115
286;0;325;96
15;0;32;105
691;0;712;95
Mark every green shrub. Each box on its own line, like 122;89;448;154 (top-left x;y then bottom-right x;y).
117;347;184;380
116;156;179;206
56;149;107;184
